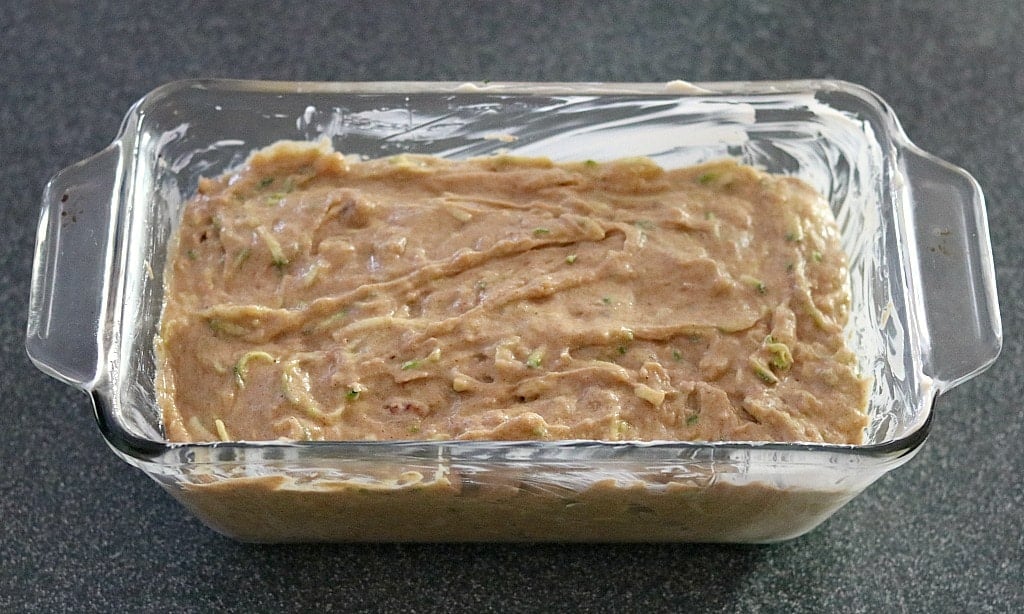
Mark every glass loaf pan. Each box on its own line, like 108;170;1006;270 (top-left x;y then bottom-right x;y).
27;80;1001;542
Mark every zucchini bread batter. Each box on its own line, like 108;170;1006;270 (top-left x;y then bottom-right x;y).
157;141;869;444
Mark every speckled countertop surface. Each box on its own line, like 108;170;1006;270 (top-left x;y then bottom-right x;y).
2;2;1021;611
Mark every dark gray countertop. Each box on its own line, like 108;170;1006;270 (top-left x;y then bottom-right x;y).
2;2;1021;611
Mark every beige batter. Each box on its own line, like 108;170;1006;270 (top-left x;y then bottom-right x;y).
157;141;868;445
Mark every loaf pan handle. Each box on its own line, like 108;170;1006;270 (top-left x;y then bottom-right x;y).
901;146;1001;392
27;144;122;388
